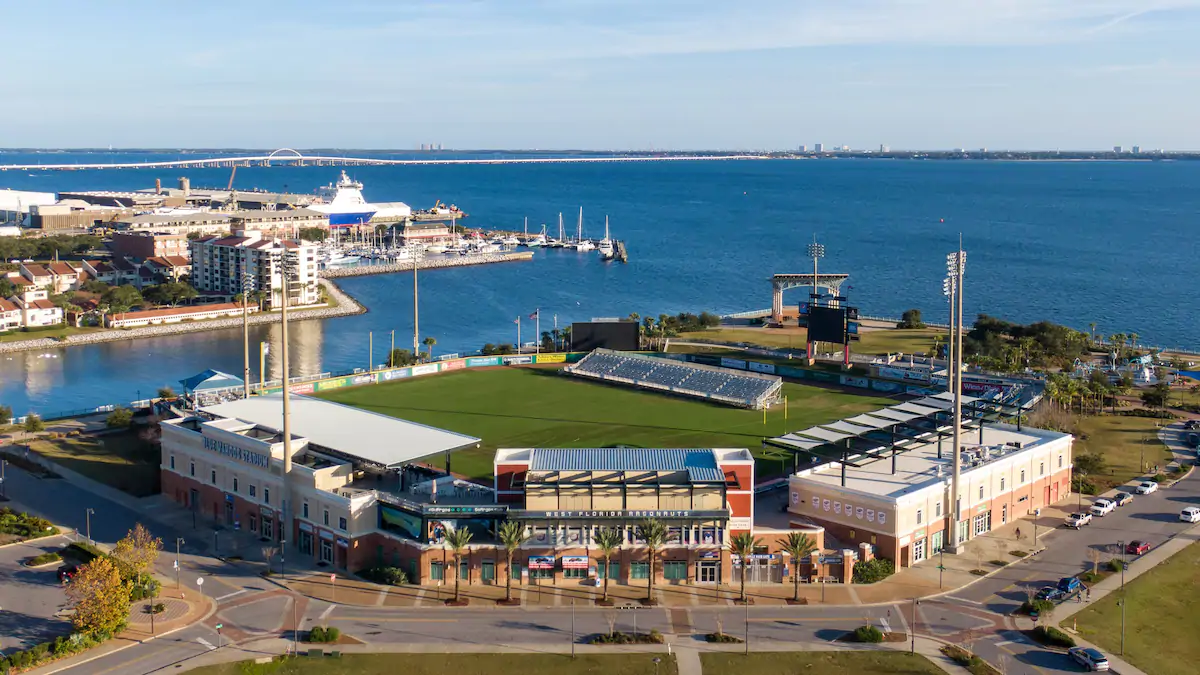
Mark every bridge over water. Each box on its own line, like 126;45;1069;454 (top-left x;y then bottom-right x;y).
0;148;768;171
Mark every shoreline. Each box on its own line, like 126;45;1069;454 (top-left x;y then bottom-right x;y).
0;278;365;355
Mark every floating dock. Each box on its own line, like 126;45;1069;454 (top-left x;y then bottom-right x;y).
320;251;534;279
615;240;629;262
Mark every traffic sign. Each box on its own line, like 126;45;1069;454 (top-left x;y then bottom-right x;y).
196;577;204;586
215;623;223;629
330;573;336;582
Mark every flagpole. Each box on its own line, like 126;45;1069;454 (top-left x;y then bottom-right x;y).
517;316;522;354
535;310;540;355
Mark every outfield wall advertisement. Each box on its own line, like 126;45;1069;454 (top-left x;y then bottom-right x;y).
466;356;502;367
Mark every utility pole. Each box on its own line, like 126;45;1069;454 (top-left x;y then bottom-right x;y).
85;507;94;546
911;597;921;654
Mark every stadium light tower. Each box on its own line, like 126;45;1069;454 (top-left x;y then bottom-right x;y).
806;236;825;361
946;246;966;553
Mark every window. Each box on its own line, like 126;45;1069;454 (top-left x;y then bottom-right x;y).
979;486;984;500
935;502;942;518
663;561;687;580
630;562;649;579
210;469;217;485
916;509;923;525
249;484;256;498
323;510;330;526
170;455;175;470
1039;462;1045;476
339;517;347;531
1059;454;1064;468
1020;469;1026;483
189;461;195;477
303;502;309;519
430;561;444;581
1000;477;1006;491
264;488;270;505
563;567;588;579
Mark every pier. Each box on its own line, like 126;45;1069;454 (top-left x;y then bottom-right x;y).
614;240;629;262
320;251;534;279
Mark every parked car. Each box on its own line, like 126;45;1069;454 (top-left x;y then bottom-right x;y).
1068;646;1111;671
1181;507;1200;523
1125;540;1151;555
1114;492;1134;506
1035;585;1065;602
1066;512;1093;528
1135;481;1158;495
1089;498;1116;516
1184;419;1198;430
1186;432;1200;449
56;565;78;583
1057;576;1084;597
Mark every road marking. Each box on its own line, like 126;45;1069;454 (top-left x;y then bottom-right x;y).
880;618;892;633
318;604;336;621
945;596;983;606
747;616;863;623
375;588;388;607
994;640;1015;647
336;616;459;622
196;637;216;651
214;589;248;602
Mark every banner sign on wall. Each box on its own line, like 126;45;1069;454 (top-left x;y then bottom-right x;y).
411;364;439;376
747;361;776;374
466;356;502;367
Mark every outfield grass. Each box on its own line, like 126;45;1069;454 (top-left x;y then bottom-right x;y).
677;326;944;356
187;654;678;675
700;652;944;675
319;367;891;481
1073;414;1173;490
28;431;160;497
1074;541;1200;675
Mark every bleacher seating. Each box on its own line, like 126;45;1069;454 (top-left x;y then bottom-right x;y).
566;349;783;409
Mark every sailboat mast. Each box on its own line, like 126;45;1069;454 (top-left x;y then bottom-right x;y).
577;206;583;242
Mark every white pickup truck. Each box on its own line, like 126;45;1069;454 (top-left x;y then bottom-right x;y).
1066;512;1093;528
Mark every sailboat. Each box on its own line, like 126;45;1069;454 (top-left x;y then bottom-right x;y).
548;213;565;247
597;215;615;260
574;207;595;252
527;223;547;247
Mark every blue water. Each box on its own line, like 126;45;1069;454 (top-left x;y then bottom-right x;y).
2;156;1199;414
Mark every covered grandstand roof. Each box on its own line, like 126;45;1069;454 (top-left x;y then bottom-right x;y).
529;448;726;482
181;369;244;393
201;394;480;468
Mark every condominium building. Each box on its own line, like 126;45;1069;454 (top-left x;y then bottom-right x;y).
189;230;319;309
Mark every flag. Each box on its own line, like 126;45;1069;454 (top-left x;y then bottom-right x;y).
529;309;540;320
513;316;520;324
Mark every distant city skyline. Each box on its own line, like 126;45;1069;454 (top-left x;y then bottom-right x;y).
2;1;1199;149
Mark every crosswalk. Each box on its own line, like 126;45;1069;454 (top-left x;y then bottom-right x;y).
195;637;216;651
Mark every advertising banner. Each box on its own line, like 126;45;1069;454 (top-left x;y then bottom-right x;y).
503;355;534;365
441;359;466;371
314;377;349;392
720;357;748;370
411;364;439;376
536;353;567;364
381;368;410;381
691;355;721;366
964;381;1005;395
870;380;902;393
776;365;808;379
561;556;589;569
747;361;776;374
289;382;315;395
466;356;502;367
351;374;376;386
527;556;555;570
810;371;836;383
840;375;869;389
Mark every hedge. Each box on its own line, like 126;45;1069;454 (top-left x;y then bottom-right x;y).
308;626;340;643
852;625;884;643
27;551;63;567
852;558;896;584
0;507;59;540
0;631;105;674
1032;625;1076;648
358;565;409;586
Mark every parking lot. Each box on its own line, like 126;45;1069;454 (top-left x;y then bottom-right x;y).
0;534;75;653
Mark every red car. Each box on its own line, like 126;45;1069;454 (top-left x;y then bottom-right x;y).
1126;541;1151;555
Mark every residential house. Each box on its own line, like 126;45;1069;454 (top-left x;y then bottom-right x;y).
18;263;53;289
0;298;21;331
12;288;63;328
46;262;81;293
144;256;192;283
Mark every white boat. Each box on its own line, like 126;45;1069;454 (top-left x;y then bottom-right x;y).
502;235;521;247
526;226;547;247
597;215;615;260
425;244;448;254
574;207;594;251
310;170;377;227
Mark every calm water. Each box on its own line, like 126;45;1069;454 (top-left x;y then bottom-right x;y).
2;157;1199;414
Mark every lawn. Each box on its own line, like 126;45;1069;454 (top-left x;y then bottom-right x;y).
1074;541;1200;675
677;326;945;357
318;367;891;481
187;654;678;675
1073;414;1173;490
0;325;106;343
700;651;944;675
28;431;160;497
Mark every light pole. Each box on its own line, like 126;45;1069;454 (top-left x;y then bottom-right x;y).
911;597;921;654
570;599;576;658
175;537;184;589
280;538;286;578
652;657;661;675
946;246;966;553
1077;471;1086;511
412;236;421;356
806;237;825;361
240;272;254;399
1;458;7;499
85;507;94;545
744;591;750;655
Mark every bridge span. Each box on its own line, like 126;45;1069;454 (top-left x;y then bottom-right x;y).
0;152;768;172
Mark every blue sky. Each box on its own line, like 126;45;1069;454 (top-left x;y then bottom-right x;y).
2;0;1199;149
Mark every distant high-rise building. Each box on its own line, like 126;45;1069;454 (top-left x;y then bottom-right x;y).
436;143;443;151
879;144;889;153
979;148;988;153
1132;145;1141;154
840;145;850;152
1113;145;1124;153
798;144;808;152
814;143;824;153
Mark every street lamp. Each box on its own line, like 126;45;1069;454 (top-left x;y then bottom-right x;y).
175;537;185;589
911;597;922;654
946;247;966;552
85;507;95;545
1;458;7;499
806;237;825;359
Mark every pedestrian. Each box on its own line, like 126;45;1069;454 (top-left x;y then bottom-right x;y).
1086;588;1092;601
1015;527;1022;540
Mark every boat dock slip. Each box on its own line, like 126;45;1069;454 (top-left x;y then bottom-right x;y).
320;251;535;279
614;240;629;262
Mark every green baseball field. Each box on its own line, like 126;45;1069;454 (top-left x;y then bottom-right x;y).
317;366;892;481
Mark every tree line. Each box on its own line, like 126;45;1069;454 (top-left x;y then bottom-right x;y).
0;234;101;264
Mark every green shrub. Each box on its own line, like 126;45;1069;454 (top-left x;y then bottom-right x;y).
308;626;326;643
63;541;104;563
852;558;895;584
1009;550;1029;557
325;627;340;641
989;559;1008;567
28;551;63;566
1108;559;1125;572
1032;625;1076;648
704;632;744;643
360;565;409;586
852;625;884;643
1080;571;1101;583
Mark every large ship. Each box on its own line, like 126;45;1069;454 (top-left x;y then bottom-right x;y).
310;171;377;227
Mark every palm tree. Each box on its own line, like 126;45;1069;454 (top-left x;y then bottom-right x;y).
1088;322;1097;345
497;521;528;604
729;532;762;604
443;527;473;603
776;532;818;603
422;336;437;361
594;527;623;604
636;518;667;603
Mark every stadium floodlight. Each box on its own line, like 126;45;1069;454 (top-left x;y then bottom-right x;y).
807;241;826;260
946;250;966;276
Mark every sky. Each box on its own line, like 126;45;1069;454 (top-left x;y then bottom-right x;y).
2;0;1199;150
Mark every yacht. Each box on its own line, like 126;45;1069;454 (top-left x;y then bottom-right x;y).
574;207;594;251
597;215;615;260
310;170;377;226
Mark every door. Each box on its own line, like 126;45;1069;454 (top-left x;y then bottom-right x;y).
912;538;927;564
698;561;718;583
481;561;495;583
320;539;334;564
224;500;234;525
1044;486;1051;506
189;488;199;510
459;561;469;581
1001;504;1008;524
